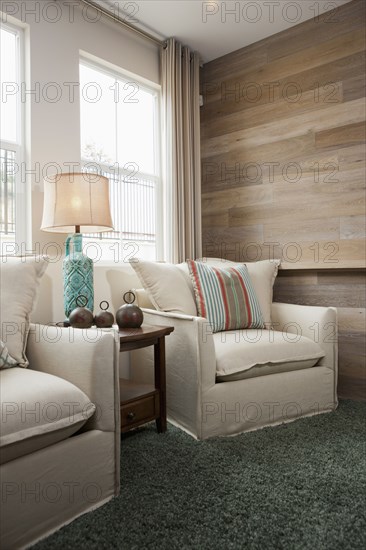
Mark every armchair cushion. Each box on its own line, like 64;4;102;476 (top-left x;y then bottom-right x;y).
0;367;96;464
187;260;264;332
0;256;48;366
214;330;325;381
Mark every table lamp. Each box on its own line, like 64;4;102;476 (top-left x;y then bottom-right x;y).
41;172;114;319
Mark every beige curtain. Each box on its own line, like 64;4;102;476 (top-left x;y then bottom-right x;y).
161;37;202;263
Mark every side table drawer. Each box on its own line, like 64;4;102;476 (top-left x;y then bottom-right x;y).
121;393;159;431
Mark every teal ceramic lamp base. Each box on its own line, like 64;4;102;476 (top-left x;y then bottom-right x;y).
63;233;94;318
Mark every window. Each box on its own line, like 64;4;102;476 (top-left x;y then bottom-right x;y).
0;23;26;252
79;59;161;262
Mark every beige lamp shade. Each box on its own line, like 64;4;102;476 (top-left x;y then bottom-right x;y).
41;172;114;233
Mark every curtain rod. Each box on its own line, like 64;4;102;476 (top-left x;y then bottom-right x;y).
79;0;166;47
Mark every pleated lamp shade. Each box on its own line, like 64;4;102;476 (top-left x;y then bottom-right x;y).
41;172;114;233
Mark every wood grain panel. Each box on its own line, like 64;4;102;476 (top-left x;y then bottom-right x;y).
270;166;365;194
202;225;264;261
274;272;366;308
272;270;318;285
338;332;366;400
343;73;366;102
202;185;273;214
228;191;365;225
317;271;366;285
273;287;365;308
202;41;268;83
266;0;366;62
266;169;365;195
315;121;366;150
243;240;364;267
202;83;344;137
202;51;366;120
202;98;365;153
201;1;366;399
202;28;365;107
340;215;366;239
202;0;365;83
337;308;365;332
338;370;365;401
203;132;315;166
264;217;340;243
338;144;366;169
202;212;229;228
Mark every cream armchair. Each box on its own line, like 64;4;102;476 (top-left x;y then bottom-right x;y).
131;292;338;440
0;325;120;550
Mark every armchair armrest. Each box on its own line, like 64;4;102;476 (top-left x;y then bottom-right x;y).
130;308;216;437
132;308;217;390
271;302;338;373
26;324;120;433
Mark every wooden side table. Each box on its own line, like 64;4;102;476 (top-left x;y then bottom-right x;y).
119;325;174;434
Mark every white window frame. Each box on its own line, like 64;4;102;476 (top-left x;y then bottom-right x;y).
0;20;27;250
79;55;163;263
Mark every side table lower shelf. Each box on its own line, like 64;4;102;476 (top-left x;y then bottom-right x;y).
120;379;160;433
119;324;174;434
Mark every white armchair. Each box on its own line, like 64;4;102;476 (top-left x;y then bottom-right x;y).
0;325;120;550
0;255;121;548
130;293;338;440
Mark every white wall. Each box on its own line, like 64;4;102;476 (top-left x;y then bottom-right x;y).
3;0;160;323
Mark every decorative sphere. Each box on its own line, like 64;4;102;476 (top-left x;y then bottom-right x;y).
116;304;143;329
94;310;114;328
69;306;94;329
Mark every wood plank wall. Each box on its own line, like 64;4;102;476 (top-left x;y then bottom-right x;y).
200;0;366;399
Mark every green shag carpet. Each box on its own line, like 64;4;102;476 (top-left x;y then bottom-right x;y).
33;400;366;550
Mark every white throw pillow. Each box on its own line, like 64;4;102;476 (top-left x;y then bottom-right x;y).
0;256;48;366
130;260;197;315
197;258;280;327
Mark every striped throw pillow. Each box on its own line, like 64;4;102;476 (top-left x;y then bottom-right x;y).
0;340;18;370
187;260;264;333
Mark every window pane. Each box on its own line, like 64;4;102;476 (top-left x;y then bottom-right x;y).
0;148;16;238
80;60;161;261
80;64;117;164
94;166;156;241
117;87;155;175
0;29;18;143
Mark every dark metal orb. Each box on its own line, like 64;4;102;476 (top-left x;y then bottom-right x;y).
116;304;143;329
94;310;114;328
94;300;114;328
69;306;94;329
